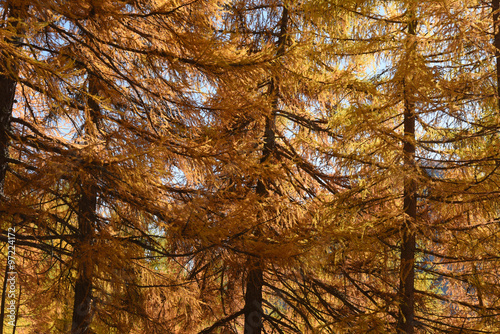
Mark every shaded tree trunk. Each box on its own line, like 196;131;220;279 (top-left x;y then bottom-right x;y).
71;184;97;334
0;3;20;195
0;4;24;333
244;104;276;334
0;0;24;196
244;116;276;334
0;264;8;334
243;7;288;333
0;38;17;334
0;70;17;198
71;77;100;334
396;13;417;334
244;262;264;334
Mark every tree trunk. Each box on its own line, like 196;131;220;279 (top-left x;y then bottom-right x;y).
244;109;275;334
71;76;100;334
71;184;97;334
243;6;288;333
0;1;24;196
0;43;17;334
0;264;8;334
0;70;17;198
0;4;24;333
396;13;417;334
244;263;264;334
0;0;25;195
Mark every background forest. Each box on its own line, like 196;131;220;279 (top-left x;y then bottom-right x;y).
1;0;500;333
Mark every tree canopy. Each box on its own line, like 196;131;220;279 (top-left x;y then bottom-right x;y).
1;0;500;333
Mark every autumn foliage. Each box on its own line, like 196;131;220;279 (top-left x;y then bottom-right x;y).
1;0;500;333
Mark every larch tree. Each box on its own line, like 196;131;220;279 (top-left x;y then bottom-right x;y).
275;0;500;332
194;0;365;332
0;0;244;331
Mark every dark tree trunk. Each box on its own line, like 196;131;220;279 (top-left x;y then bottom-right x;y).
71;77;100;334
396;14;417;334
0;4;24;333
243;112;275;334
0;72;16;198
0;264;8;334
0;41;18;334
243;7;288;333
244;264;264;334
71;185;97;334
0;1;23;196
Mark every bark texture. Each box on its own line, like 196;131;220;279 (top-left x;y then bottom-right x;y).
396;13;417;334
71;184;97;334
